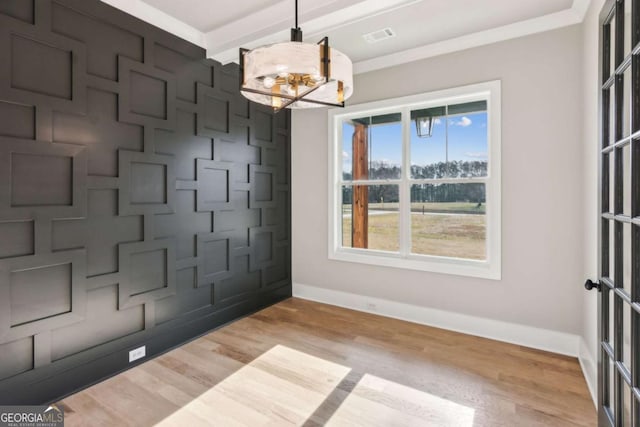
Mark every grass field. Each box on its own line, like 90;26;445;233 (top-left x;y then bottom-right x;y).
343;212;486;260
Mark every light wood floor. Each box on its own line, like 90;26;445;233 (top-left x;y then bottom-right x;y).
58;298;596;426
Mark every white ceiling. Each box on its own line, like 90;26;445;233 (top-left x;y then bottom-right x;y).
102;0;589;73
142;0;283;32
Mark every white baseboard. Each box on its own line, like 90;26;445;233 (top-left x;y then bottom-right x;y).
293;282;580;357
578;338;598;408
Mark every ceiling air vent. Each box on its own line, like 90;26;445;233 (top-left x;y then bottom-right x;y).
363;27;396;44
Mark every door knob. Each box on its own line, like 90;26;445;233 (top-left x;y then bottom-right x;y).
584;279;601;292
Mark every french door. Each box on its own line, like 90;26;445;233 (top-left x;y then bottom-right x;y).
596;0;640;425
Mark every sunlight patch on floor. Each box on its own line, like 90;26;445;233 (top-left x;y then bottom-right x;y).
326;373;475;427
155;344;351;426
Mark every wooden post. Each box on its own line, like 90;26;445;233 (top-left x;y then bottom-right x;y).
352;123;368;248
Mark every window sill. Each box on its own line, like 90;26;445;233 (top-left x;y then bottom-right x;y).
329;248;501;280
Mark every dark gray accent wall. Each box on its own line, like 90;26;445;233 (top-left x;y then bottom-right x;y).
0;0;291;404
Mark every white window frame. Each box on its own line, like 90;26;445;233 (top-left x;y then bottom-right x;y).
328;80;501;280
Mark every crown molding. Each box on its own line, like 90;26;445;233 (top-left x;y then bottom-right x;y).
102;0;591;74
354;0;592;74
100;0;206;48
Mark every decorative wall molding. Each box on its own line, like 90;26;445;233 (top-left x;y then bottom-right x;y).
0;0;291;404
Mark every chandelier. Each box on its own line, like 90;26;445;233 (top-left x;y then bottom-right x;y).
239;0;353;112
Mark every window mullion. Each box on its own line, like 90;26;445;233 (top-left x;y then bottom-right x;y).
400;107;411;257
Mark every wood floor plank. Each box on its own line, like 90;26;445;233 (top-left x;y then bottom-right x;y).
59;298;596;426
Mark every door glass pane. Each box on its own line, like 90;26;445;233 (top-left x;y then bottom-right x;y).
344;114;402;181
610;152;616;213
608;355;616;414
410;183;486;260
623;67;632;138
610;87;617;144
624;0;632;55
610;220;617;279
341;185;399;252
610;17;617;75
623;302;632;369
609;288;616;349
623;222;632;295
623;144;632;216
623;381;632;427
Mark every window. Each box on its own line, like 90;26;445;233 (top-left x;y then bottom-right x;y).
328;81;501;279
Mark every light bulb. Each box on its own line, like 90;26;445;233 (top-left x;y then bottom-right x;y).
263;76;276;89
278;72;290;78
311;73;323;82
286;85;297;96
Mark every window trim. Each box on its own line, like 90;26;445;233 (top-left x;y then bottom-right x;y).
328;80;502;280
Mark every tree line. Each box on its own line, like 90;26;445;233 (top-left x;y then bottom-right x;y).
343;160;488;204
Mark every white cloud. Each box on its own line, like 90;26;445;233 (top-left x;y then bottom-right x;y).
434;118;442;125
464;151;487;159
342;151;349;159
454;116;472;127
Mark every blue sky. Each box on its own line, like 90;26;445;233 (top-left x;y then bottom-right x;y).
342;112;487;175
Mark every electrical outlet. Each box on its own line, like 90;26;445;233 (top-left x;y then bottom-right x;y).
129;345;146;363
366;302;377;312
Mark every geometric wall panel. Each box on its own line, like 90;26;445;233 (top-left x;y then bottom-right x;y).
0;14;87;114
50;284;144;362
154;43;211;103
197;231;235;287
154;190;210;260
118;56;176;130
196;83;231;138
51;189;144;277
250;107;274;147
10;262;72;327
0;0;290;404
196;159;234;212
249;226;277;272
0;337;33;382
130;71;167;120
130;162;167;204
0;138;87;220
0;249;86;344
0;101;34;140
51;2;143;81
118;150;175;216
0;1;34;25
155;110;211;181
155;268;212;325
250;164;277;209
219;255;260;302
11;34;72;100
52;88;144;177
0;220;34;260
11;153;72;207
118;239;176;310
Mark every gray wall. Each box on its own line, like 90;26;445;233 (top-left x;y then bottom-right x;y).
0;0;290;403
292;25;584;334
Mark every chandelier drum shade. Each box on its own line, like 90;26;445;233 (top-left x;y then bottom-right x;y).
239;0;353;112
